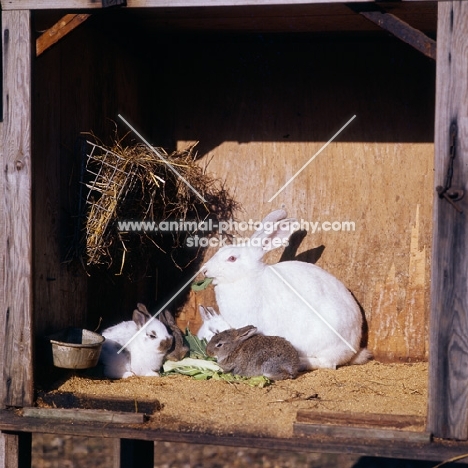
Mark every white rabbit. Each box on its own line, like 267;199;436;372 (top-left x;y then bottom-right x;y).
196;305;231;341
201;209;371;370
99;303;173;379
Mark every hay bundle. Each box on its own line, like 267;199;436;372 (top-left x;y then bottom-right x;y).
83;136;239;274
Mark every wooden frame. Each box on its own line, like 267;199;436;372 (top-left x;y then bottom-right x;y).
1;0;468;466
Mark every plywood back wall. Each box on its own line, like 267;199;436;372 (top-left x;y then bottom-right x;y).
153;34;435;361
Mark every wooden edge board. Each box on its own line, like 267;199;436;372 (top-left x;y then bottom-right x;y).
0;409;466;463
296;410;426;430
0;0;444;11
22;407;145;424
293;422;431;444
36;14;91;57
37;391;162;415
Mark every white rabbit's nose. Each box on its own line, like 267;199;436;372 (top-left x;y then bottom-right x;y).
201;266;208;276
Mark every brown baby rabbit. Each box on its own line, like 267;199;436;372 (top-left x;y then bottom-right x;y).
206;325;300;380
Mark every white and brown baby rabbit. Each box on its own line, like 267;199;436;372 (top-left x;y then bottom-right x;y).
159;309;189;361
206;325;300;380
100;303;173;379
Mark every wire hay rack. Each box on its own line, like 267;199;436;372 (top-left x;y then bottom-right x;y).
78;134;239;275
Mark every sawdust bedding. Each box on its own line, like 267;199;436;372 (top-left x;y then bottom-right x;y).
40;361;428;439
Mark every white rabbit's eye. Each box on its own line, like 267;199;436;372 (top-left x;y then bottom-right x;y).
148;333;157;339
227;255;237;262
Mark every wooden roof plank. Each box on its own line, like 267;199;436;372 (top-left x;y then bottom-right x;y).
36;13;91;57
1;0;383;11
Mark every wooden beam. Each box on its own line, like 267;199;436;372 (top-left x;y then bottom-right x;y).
428;0;468;441
296;411;426;430
103;0;127;6
294;411;430;444
349;6;436;60
0;432;31;468
36;14;91;57
1;409;468;463
22;408;146;424
294;423;431;443
0;10;34;408
37;391;162;414
114;439;154;468
0;0;377;10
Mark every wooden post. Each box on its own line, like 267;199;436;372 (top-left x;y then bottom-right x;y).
428;1;468;440
0;9;34;408
0;432;31;468
113;439;154;468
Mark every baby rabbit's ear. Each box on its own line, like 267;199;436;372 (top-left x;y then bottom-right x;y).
133;305;152;329
234;325;258;343
136;303;152;320
160;309;189;362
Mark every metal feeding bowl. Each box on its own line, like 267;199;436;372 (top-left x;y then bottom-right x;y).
49;328;105;369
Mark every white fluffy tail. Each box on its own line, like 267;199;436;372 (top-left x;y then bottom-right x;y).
349;348;373;365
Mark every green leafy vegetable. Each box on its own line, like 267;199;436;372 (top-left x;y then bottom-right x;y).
191;278;213;291
163;357;222;374
184;328;213;360
162;358;271;387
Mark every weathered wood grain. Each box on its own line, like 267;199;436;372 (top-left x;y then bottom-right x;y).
428;0;468;441
296;410;426;429
293;423;431;443
294;411;430;443
0;10;33;408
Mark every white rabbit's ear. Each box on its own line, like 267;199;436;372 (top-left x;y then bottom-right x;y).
198;305;208;321
205;306;218;317
250;215;299;252
261;208;288;224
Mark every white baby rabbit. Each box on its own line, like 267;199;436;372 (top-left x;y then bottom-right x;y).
206;325;300;380
100;303;173;379
201;209;371;370
196;305;231;341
